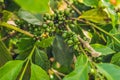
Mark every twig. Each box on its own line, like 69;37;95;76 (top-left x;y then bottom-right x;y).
66;25;101;57
51;68;66;77
2;31;17;41
51;68;66;80
0;22;34;38
84;21;120;44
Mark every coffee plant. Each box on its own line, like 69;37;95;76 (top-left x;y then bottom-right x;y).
0;0;120;80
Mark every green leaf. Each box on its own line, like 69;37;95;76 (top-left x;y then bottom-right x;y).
111;52;120;66
30;63;49;80
91;44;115;55
1;10;13;22
14;0;49;13
52;35;73;66
49;0;58;10
0;60;24;80
107;28;120;52
16;48;31;60
100;0;118;27
79;0;99;7
0;39;12;67
36;37;54;48
97;63;120;80
17;38;34;52
33;48;50;71
63;54;89;80
18;9;43;25
79;9;108;24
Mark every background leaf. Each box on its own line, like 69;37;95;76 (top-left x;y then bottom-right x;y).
63;54;89;80
32;47;50;71
18;9;43;25
111;52;120;66
97;63;120;80
14;0;49;13
0;60;24;80
17;38;34;52
0;39;12;67
52;35;73;66
30;63;49;80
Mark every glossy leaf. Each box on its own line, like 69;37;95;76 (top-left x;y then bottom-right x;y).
14;0;49;13
52;35;73;66
33;48;50;70
30;63;49;80
0;60;24;80
63;54;89;80
97;63;120;80
36;37;54;48
111;52;120;66
0;39;12;67
18;9;43;25
91;44;115;55
79;9;108;24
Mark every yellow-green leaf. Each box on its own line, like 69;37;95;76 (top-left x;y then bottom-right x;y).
0;60;24;80
79;9;109;24
30;63;49;80
14;0;49;13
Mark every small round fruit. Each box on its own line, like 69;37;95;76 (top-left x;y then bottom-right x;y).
62;32;67;38
67;40;73;45
43;24;48;28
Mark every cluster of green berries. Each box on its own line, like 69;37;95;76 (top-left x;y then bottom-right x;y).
15;7;76;40
15;20;44;37
62;31;80;50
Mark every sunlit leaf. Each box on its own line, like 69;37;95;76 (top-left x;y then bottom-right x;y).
30;63;49;80
79;9;108;24
91;44;115;55
14;0;49;13
97;63;120;80
0;60;24;80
